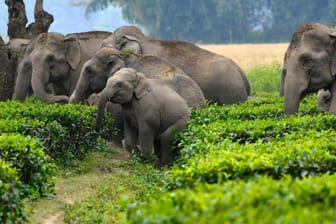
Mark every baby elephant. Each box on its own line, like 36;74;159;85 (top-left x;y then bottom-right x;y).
95;68;190;166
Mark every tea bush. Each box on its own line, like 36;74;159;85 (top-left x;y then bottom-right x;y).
0;99;116;163
0;134;56;198
127;174;336;224
0;160;25;224
125;94;336;223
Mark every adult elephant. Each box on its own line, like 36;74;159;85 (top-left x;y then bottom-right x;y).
69;47;206;109
102;25;250;105
14;31;111;103
281;23;336;115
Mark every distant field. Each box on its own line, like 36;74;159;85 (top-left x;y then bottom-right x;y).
199;43;289;71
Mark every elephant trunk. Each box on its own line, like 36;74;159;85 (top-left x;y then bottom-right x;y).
283;70;309;115
69;75;89;104
95;89;110;131
30;54;69;103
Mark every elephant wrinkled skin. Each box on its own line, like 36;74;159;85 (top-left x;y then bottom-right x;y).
281;23;336;115
95;68;190;166
102;25;250;105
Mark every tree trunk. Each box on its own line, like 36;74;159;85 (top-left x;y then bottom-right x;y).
1;0;54;101
5;0;53;39
0;37;16;101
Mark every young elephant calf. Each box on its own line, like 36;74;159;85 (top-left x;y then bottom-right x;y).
95;68;190;166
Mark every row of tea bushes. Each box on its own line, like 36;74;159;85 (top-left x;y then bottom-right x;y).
126;95;336;223
0;99;116;223
0;99;115;164
127;174;336;223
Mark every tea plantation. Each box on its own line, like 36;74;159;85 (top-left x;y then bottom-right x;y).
1;93;336;223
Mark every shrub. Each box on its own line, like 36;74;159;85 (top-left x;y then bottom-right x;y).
0;99;116;164
0;134;56;198
0;160;25;224
126;174;336;224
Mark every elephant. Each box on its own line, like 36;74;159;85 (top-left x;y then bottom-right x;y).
14;31;111;103
102;25;250;105
95;68;190;166
281;23;336;114
69;47;206;109
317;89;332;112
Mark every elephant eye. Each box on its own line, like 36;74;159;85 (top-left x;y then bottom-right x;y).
115;82;123;88
299;54;314;69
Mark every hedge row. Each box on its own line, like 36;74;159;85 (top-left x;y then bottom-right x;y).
169;129;336;188
0;99;115;163
127;174;336;224
126;94;336;223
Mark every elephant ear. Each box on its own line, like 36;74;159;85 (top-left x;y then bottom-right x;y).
329;31;336;76
122;34;142;54
134;72;150;99
64;36;81;70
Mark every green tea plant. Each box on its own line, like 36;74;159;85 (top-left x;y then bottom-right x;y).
0;99;116;164
0;134;56;198
0;160;25;224
126;174;336;224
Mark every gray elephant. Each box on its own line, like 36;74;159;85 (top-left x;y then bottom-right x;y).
281;23;336;114
70;47;206;109
14;31;111;103
317;89;332;112
102;25;250;105
95;68;190;166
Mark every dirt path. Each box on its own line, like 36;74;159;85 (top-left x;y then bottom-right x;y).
35;148;130;224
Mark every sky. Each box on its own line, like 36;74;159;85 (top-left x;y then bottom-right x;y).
0;0;130;37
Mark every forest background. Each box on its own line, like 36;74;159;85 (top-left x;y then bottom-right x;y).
1;0;336;44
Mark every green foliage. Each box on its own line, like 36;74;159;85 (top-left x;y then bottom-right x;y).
127;174;336;223
246;62;281;94
63;157;166;224
124;94;336;223
86;0;336;43
0;160;25;224
0;134;56;199
0;99;116;164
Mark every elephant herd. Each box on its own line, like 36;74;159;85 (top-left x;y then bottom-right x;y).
5;22;335;165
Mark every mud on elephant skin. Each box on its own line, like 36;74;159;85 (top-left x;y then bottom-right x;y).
13;31;111;103
281;23;336;115
70;47;206;109
95;68;190;166
102;25;250;105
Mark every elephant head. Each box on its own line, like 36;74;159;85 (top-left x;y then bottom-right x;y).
69;47;125;104
15;32;81;103
102;26;145;53
95;68;148;130
283;23;336;114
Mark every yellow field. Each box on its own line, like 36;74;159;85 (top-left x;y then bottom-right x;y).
199;43;289;71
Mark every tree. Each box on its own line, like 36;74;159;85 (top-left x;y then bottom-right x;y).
85;0;336;43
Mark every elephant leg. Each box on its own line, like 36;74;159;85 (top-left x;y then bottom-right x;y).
328;84;336;115
159;118;188;166
14;61;32;101
105;102;124;148
123;119;138;154
138;124;155;161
